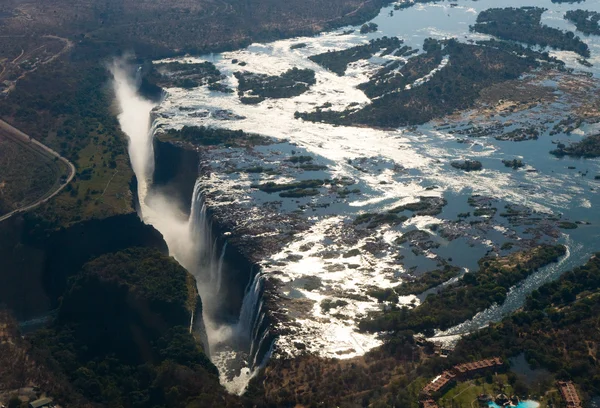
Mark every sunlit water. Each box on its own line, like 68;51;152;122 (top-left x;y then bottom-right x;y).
145;0;600;388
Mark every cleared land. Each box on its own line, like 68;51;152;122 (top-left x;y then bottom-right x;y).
0;120;74;222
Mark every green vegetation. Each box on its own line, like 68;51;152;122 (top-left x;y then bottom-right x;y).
456;254;600;395
558;221;578;229
161;125;273;147
502;158;525;169
565;10;600;36
287;155;314;164
359;245;567;335
309;36;404;76
388;196;447;216
0;132;67;215
451;160;483;172
496;127;539;141
235;67;316;104
279;188;320;198
299;38;540;127
550;133;600;157
360;22;378;34
471;7;590;57
501;242;515;251
148;61;223;88
357;38;442;98
29;248;239;407
241;166;278;174
299;164;328;171
367;287;399;303
0;42;135;227
251;179;325;193
395;266;462;296
208;82;234;93
354;212;408;229
321;298;349;313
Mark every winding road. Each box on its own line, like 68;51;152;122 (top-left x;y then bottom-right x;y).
0;119;75;223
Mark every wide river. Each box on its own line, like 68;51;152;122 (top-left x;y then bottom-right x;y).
147;0;600;390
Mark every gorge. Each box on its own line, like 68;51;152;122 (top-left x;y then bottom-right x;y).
111;61;272;394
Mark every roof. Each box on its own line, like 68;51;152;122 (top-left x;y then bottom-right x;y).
453;357;503;374
557;381;582;407
29;398;52;408
421;399;439;408
422;370;456;395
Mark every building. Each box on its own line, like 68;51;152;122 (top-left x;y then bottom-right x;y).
421;370;456;397
557;381;582;407
453;357;503;379
420;357;504;404
420;399;439;408
29;398;52;408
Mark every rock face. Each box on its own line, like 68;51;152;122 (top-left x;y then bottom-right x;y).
153;139;200;216
31;248;242;408
0;212;167;320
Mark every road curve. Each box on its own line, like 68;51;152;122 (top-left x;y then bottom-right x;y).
0;119;76;223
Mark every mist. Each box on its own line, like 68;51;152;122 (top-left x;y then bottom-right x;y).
109;59;267;394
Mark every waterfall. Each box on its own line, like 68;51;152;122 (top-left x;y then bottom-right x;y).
216;242;228;294
111;60;272;395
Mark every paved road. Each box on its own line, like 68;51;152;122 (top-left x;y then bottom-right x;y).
0;119;76;223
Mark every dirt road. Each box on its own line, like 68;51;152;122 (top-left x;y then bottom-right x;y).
0;119;75;222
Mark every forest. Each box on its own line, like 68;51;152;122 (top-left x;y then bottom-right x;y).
309;36;405;76
161;126;273;148
471;7;590;57
550;133;600;157
359;244;567;335
29;248;241;407
235;68;316;104
454;254;600;397
299;38;540;127
148;61;224;89
565;9;600;36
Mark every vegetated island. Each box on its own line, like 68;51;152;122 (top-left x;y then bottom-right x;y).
297;37;559;127
309;36;408;76
550;133;600;157
234;67;316;104
393;265;462;297
502;158;525;169
451;159;483;171
471;7;590;57
565;10;600;36
160;125;273;148
359;244;567;336
360;22;378;34
147;61;224;89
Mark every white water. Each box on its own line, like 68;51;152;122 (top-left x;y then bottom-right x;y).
148;0;600;365
110;61;264;394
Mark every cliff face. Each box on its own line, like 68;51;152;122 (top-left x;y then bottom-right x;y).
29;248;245;408
0;212;167;320
152;139;261;320
152;139;200;217
57;248;210;365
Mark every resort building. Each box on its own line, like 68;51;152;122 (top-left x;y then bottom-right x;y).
420;357;504;402
557;381;582;407
453;357;504;379
420;399;439;408
421;370;456;397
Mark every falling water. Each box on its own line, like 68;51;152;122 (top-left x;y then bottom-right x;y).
216;242;228;294
110;60;272;394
